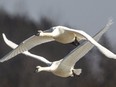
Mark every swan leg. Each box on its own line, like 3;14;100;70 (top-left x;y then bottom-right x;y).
70;37;80;46
73;69;82;75
36;66;51;72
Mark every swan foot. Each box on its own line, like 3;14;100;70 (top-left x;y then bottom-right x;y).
70;38;80;46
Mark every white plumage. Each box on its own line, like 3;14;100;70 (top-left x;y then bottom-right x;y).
1;19;114;77
0;19;113;62
2;33;52;65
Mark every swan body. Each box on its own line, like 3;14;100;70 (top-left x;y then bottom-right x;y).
1;19;113;77
46;26;85;43
0;26;87;62
0;19;113;62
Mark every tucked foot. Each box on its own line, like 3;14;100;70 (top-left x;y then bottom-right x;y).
70;37;80;46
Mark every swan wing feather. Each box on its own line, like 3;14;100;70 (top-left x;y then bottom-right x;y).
61;19;113;67
0;34;54;62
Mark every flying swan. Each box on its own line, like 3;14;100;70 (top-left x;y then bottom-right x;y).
1;19;114;77
0;19;114;62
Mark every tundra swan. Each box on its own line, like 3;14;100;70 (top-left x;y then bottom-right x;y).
0;19;113;62
1;19;112;77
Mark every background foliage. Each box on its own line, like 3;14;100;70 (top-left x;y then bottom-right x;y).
0;10;116;87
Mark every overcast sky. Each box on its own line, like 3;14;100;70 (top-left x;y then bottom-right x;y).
0;0;116;45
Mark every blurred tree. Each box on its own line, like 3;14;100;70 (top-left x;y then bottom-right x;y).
0;9;116;87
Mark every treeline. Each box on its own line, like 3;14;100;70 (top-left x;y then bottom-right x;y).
0;10;116;87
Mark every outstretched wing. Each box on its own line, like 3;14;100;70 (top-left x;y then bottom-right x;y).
0;33;54;62
60;19;113;67
2;33;52;65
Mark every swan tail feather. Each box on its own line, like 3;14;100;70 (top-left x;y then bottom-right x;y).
73;69;82;75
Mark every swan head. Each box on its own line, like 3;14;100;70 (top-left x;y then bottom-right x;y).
51;26;80;46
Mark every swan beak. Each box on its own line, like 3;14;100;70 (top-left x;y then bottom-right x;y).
36;30;43;36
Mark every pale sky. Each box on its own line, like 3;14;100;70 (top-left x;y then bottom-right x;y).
0;0;116;45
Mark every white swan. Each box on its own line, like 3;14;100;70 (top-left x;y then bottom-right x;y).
1;19;112;77
0;19;113;62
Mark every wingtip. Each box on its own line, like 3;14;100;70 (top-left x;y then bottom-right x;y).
0;56;10;63
2;33;5;38
2;33;7;42
107;17;114;26
0;59;4;63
